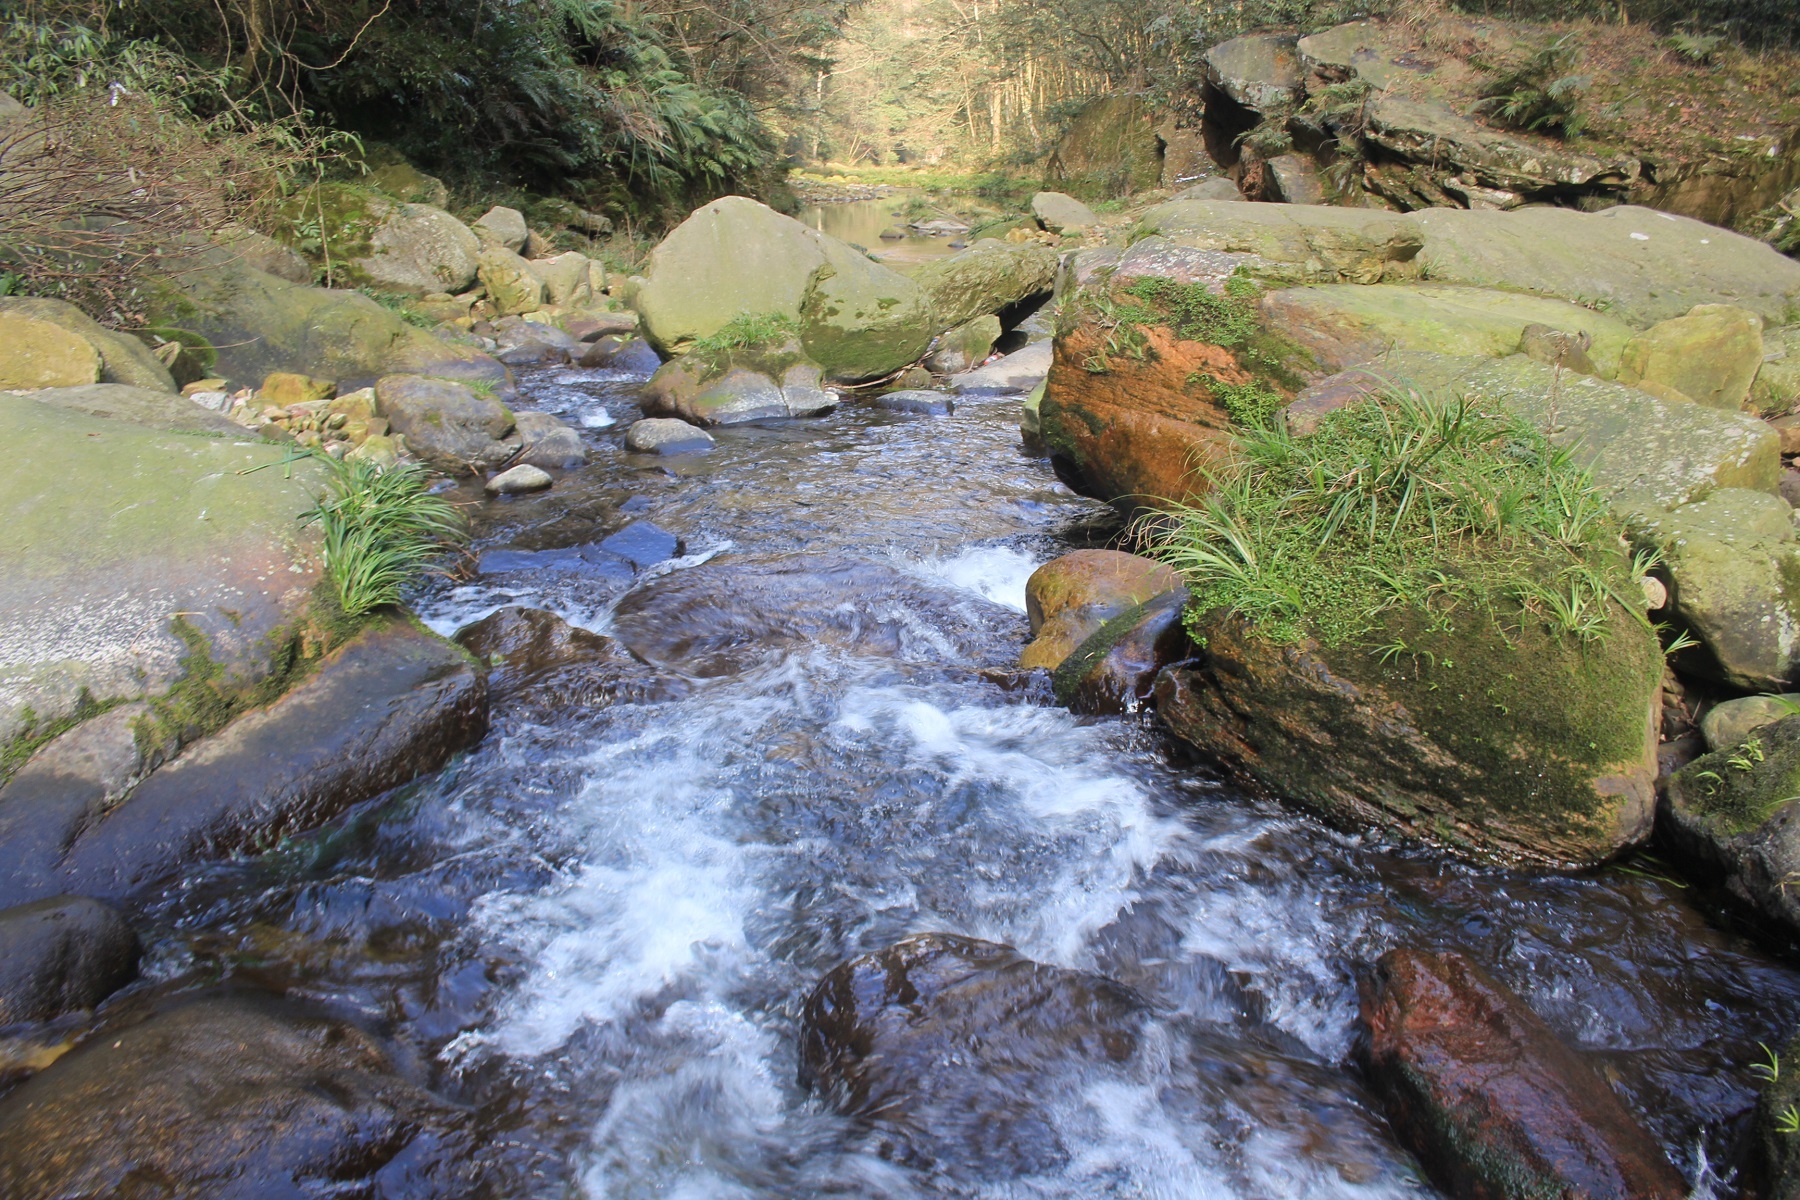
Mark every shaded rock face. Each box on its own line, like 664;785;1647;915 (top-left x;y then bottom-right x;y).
1756;1029;1800;1200
798;933;1144;1180
0;992;474;1198
1051;590;1190;714
1037;322;1237;510
634;196;936;383
0;397;323;746
0;897;138;1024
456;606;686;714
609;554;1014;678
0;619;488;908
1156;604;1663;869
910;241;1058;330
375;373;518;474
1662;713;1800;940
149;253;509;392
1356;948;1685;1200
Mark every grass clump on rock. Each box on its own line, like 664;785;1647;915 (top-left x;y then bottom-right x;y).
1153;385;1644;649
690;311;800;355
303;455;466;619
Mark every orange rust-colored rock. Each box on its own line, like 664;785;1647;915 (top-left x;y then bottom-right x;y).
1037;322;1243;510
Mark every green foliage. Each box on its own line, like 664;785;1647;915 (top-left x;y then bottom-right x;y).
302;455;467;618
1074;274;1264;373
1665;32;1727;62
1211;378;1286;428
690;311;800;354
1150;386;1644;648
1475;34;1591;139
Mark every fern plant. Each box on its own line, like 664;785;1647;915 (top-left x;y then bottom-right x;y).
1476;34;1591;139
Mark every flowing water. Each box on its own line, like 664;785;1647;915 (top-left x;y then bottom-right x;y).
134;360;1800;1198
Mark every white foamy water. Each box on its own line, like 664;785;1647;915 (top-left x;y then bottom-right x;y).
903;544;1042;612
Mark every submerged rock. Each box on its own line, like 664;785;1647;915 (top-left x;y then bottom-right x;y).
598;520;681;568
1051;590;1191;714
0;618;487;907
1156;602;1663;869
0;897;138;1024
457;606;684;712
1357;948;1685;1200
0;992;474;1197
874;389;953;416
799;933;1143;1180
1663;713;1800;940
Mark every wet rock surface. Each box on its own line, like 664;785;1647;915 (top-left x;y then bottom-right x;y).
1357;947;1686;1200
0;992;474;1198
0;897;138;1024
798;933;1145;1179
0;618;488;907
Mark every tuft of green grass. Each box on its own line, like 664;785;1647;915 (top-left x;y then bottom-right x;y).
690;311;800;355
302;455;466;618
1149;385;1645;648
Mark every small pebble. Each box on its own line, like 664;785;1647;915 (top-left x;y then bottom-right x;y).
486;464;554;495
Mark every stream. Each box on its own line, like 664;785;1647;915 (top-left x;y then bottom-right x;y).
134;352;1800;1199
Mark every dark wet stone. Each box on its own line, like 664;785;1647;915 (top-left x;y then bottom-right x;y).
876;389;954;416
609;553;1015;677
608;337;663;376
599;520;682;568
476;544;635;583
1356;947;1686;1200
456;606;688;710
0;991;474;1198
578;334;628;368
0;618;488;907
0;897;138;1024
1051;588;1192;714
799;932;1144;1180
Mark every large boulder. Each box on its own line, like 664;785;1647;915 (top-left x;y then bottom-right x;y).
1616;303;1764;409
1157;600;1664;869
0;897;138;1024
909;240;1058;330
478;246;546;316
799;933;1143;1178
374;373;518;473
1050;589;1190;714
525;250;596;308
1702;694;1800;751
1259;284;1636;378
1662;713;1800;940
635;196;936;383
1037;323;1237;509
473;205;529;252
0;297;175;391
1020;549;1183;671
1029;192;1097;235
0;993;474;1196
355;199;480;294
0;397;322;745
1635;489;1800;690
639;339;833;426
1410;205;1800;326
1755;1029;1800;1200
214;223;313;283
1357;948;1685;1200
1204;33;1303;112
1363;94;1638;196
0;311;100;389
147;253;509;392
947;340;1052;394
512;410;586;469
1754;323;1800;415
923;315;1000;375
1136;199;1424;285
0;617;487;907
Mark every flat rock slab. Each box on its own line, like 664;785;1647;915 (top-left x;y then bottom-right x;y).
23;384;244;435
948;341;1053;393
876;389;954;415
0;897;138;1024
476;544;636;583
624;417;713;454
0;397;323;744
0;619;487;906
599;520;682;568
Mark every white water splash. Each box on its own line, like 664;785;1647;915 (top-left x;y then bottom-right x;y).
903;544;1042;612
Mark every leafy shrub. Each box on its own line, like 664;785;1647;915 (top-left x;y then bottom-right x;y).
1151;386;1643;647
302;455;466;618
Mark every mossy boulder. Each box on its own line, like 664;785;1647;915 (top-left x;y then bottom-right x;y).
478;247;546;316
0;297;174;392
0;396;322;746
1135;199;1424;285
1019;550;1182;672
1634;489;1800;691
148;252;509;393
1702;693;1800;752
1663;713;1800;939
1753;324;1800;416
1158;599;1663;868
357;200;480;295
1616;303;1765;409
373;374;517;473
924;315;1000;375
1259;284;1636;378
635;197;936;383
0;312;100;389
1204;33;1302;112
1050;590;1190;715
1043;94;1163;199
1410;205;1800;326
909;241;1058;330
640;338;833;426
1753;1029;1800;1200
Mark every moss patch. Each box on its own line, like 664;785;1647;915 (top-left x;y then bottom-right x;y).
0;690;119;788
1671;714;1800;838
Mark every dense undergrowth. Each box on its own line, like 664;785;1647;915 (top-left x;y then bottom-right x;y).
1151;386;1647;649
